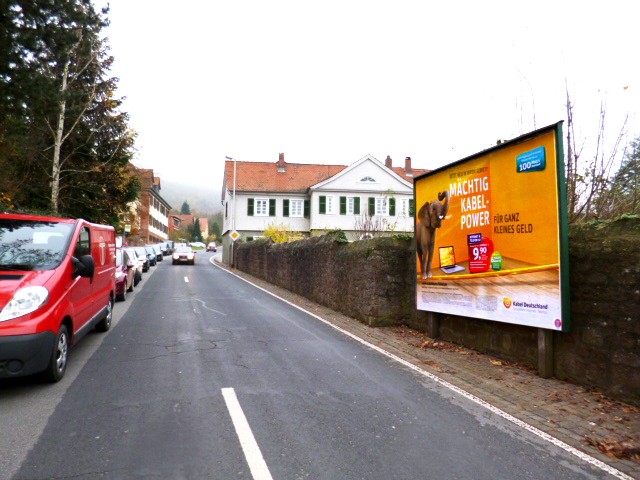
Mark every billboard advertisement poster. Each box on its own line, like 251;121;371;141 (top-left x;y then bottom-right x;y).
415;123;570;331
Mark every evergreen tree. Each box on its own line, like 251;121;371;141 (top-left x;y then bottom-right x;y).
0;1;137;224
181;201;191;214
609;137;640;216
192;218;203;242
211;221;221;240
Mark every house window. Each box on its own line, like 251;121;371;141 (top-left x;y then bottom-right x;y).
347;197;356;214
255;199;268;216
340;196;360;215
290;199;304;217
400;199;409;216
375;197;388;215
320;195;335;214
249;198;276;216
360;176;376;182
326;196;335;214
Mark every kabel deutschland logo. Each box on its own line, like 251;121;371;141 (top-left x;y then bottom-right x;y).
503;297;512;308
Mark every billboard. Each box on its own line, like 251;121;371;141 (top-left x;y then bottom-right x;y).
415;123;570;331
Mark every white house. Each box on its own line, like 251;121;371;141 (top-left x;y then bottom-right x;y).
221;153;427;264
309;155;417;235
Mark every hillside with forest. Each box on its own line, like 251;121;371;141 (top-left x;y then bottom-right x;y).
160;179;222;215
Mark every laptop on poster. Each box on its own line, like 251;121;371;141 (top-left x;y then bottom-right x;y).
439;246;465;274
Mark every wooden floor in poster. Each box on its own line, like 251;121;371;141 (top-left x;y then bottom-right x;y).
416;258;562;329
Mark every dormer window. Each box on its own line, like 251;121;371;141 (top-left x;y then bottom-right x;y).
360;176;376;183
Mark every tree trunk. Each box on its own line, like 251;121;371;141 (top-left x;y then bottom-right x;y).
51;60;70;215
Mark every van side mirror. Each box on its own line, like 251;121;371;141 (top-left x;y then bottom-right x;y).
72;254;95;278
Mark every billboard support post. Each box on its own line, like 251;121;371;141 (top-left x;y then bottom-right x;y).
426;311;440;339
537;329;554;378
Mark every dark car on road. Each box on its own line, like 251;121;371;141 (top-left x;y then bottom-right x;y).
146;244;163;262
160;240;174;256
144;245;157;266
131;246;150;272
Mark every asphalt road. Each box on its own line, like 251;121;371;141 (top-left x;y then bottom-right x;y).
0;252;617;479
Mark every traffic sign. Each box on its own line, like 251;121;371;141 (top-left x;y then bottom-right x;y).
230;230;240;242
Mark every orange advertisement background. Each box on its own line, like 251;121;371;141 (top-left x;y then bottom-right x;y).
415;131;559;269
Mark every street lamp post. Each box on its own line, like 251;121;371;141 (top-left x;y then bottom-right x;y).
225;156;237;266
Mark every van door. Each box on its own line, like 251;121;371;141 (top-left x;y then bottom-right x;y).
91;227;115;304
69;225;94;331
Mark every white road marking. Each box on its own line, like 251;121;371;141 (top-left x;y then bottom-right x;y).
221;388;273;480
184;276;189;283
213;259;633;480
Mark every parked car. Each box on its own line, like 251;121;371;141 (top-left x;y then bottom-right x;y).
123;247;143;285
207;242;217;252
0;213;116;382
131;246;150;272
115;248;135;301
144;245;157;266
172;245;196;265
189;241;206;249
146;244;163;262
160;240;174;256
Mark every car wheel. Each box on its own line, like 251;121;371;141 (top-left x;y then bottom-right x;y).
117;285;126;301
95;297;113;332
134;270;142;286
42;324;69;382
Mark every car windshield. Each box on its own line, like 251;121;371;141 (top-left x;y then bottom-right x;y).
116;249;124;267
0;219;73;270
175;246;192;253
134;247;147;256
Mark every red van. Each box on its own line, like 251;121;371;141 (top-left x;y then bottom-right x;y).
0;213;116;382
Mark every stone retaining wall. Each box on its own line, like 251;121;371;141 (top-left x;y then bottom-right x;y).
234;218;640;405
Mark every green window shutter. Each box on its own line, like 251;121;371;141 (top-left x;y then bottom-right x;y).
368;197;375;216
247;198;254;216
269;199;276;216
319;196;326;214
340;196;346;215
389;198;396;216
304;200;310;218
354;197;360;214
283;199;290;217
409;199;415;217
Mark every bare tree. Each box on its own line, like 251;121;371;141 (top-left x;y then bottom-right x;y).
49;32;100;214
353;212;398;240
565;85;629;222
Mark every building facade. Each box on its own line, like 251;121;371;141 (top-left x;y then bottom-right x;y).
126;167;172;245
221;153;426;264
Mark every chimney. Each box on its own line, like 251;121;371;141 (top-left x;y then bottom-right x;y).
277;152;286;172
385;155;392;168
405;156;413;177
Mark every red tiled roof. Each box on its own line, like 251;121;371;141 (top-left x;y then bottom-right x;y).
175;214;194;224
392;167;429;182
224;160;347;193
223;155;430;193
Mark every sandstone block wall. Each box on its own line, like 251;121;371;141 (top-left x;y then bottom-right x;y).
234;218;640;405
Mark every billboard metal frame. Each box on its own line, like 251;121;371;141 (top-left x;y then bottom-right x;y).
414;122;571;331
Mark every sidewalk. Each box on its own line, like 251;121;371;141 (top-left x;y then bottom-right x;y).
216;259;640;479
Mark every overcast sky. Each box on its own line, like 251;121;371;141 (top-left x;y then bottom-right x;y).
98;0;640;191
